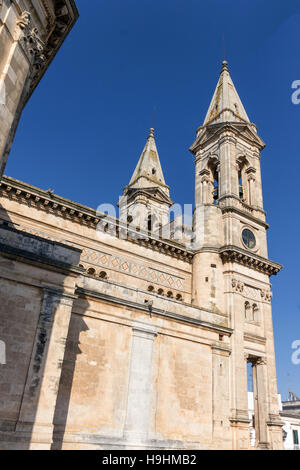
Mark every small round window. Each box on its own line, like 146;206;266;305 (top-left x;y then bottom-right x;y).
242;228;256;249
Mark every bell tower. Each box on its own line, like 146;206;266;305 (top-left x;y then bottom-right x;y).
190;61;283;449
119;128;173;233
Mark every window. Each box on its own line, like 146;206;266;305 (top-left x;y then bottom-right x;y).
213;172;219;204
252;304;258;322
245;301;251;320
238;170;244;200
293;430;299;445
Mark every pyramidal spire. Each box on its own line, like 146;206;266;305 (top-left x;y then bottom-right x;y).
203;61;250;126
127;128;169;195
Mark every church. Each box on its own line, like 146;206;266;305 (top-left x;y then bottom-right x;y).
0;1;283;450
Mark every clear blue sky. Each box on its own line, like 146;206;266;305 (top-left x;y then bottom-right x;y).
6;0;300;399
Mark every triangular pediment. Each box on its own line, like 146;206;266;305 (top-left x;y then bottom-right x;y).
126;186;173;206
190;122;265;153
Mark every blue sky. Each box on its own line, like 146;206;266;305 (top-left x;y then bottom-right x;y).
6;0;300;398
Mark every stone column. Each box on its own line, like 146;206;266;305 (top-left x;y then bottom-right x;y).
15;287;76;450
252;357;269;449
218;133;238;199
124;323;157;445
227;277;250;450
211;344;231;445
261;295;283;449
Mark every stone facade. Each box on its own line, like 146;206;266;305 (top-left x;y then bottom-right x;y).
0;58;284;449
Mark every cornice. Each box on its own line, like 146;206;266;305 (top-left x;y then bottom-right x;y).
0;238;83;275
220;245;282;276
190;121;265;154
220;201;268;228
0;176;194;263
25;0;79;101
76;287;233;336
123;186;173;207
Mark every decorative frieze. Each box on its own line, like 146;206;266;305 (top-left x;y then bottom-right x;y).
243;284;261;301
232;278;244;293
260;289;273;302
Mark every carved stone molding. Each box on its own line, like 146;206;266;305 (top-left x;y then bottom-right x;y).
232;278;244;293
243;284;261;300
12;2;79;99
0;176;194;263
14;10;31;41
246;355;266;366
220;245;282;276
15;11;46;75
261;289;273;302
256;357;267;366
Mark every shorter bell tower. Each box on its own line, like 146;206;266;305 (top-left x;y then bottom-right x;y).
119;128;173;233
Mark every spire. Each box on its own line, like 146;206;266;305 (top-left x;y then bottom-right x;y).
203;61;250;126
126;128;169;195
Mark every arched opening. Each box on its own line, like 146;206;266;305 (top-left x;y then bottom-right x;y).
147;213;157;233
252;303;258;322
99;271;108;279
238;169;244;200
245;301;251;321
237;155;250;203
87;268;96;276
207;156;219;204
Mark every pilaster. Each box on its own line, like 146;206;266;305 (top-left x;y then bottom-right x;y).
15;287;76;450
124;323;157;445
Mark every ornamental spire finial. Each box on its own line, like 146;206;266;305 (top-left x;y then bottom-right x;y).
221;60;229;73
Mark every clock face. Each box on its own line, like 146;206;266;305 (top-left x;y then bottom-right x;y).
242;228;256;249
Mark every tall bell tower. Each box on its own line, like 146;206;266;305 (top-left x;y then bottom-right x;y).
190;61;283;449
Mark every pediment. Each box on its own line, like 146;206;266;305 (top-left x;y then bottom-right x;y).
190;122;265;154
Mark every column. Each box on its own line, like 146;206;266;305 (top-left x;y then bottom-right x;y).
124;323;157;444
218;133;238;199
245;167;256;207
261;294;283;449
253;357;269;449
227;278;251;450
16;287;76;450
212;344;231;445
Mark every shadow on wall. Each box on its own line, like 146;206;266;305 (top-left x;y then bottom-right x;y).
52;302;90;450
0;202;84;449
